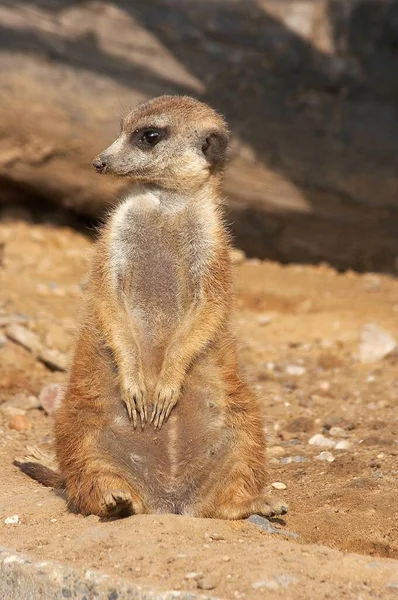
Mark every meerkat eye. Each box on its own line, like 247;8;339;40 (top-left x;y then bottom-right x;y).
138;128;162;147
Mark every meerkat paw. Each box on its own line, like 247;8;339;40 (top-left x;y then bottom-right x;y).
102;489;134;518
252;495;289;518
121;379;147;429
150;382;180;429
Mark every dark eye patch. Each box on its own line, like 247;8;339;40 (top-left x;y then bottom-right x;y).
130;126;169;149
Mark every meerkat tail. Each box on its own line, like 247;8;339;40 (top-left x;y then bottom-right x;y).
14;460;64;488
14;445;64;488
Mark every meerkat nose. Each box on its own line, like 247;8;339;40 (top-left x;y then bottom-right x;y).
92;155;107;173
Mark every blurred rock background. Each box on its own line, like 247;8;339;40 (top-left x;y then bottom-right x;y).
1;0;398;271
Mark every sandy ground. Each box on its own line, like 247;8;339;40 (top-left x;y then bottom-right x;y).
0;216;397;599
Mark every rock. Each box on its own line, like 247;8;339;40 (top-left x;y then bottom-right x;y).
39;383;64;415
38;348;68;372
282;455;308;463
0;313;30;328
5;324;41;354
204;532;224;541
185;572;203;581
8;394;40;411
230;248;246;265
252;574;298;590
0;333;7;348
285;364;306;376
0;405;26;418
4;515;20;525
197;576;218;590
359;323;396;364
315;451;335;463
271;481;287;490
267;446;285;458
335;440;351;450
329;426;348;438
257;314;275;326
308;433;336;448
9;415;31;431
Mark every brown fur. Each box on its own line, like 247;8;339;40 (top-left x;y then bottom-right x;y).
19;96;287;519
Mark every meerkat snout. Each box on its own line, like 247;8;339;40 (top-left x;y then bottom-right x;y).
92;95;229;190
92;155;107;173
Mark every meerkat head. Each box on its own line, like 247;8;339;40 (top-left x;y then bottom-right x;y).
92;96;229;190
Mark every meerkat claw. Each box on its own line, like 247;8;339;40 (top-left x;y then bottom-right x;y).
122;384;147;429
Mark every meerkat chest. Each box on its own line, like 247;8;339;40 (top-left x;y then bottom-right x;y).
108;194;214;324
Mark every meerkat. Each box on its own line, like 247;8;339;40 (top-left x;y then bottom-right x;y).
18;96;288;520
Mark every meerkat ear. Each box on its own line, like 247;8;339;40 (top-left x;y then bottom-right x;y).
202;129;229;171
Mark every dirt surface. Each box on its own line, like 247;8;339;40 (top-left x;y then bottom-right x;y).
0;217;397;599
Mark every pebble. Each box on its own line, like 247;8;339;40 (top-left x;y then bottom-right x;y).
38;347;68;372
4;515;20;525
271;481;287;490
5;323;41;354
281;455;308;464
308;433;336;448
268;446;285;458
335;440;351;450
285;364;306;376
8;393;40;411
205;532;224;541
0;405;26;418
252;574;298;590
315;451;335;463
39;383;64;415
185;572;202;580
0;333;7;348
197;576;218;590
359;323;396;364
8;414;31;431
329;426;348;438
257;314;275;326
222;556;230;562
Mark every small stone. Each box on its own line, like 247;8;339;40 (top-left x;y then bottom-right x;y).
185;572;202;581
257;314;275;326
197;576;218;590
268;446;285;458
8;393;40;411
308;433;336;448
4;515;19;525
329;426;348;438
285;364;306;376
205;532;224;541
281;456;293;464
39;383;64;415
38;348;68;372
271;481;287;490
5;324;41;354
335;440;351;450
292;455;308;462
9;415;31;431
315;451;335;462
222;556;230;562
0;333;7;348
359;323;396;364
0;405;26;418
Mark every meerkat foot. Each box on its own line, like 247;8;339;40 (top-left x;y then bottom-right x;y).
121;381;147;429
251;495;289;518
102;489;134;518
150;383;179;429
